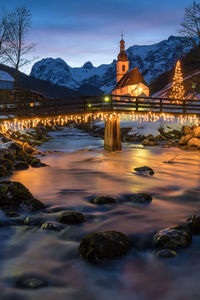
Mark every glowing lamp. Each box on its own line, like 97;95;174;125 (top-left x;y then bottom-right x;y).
88;104;92;108
138;88;143;93
104;96;110;102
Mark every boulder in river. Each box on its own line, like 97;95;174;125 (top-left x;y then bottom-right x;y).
155;249;177;258
40;222;61;232
30;158;46;168
134;166;155;176
92;195;119;205
193;126;200;138
0;165;8;177
58;211;86;224
124;193;152;203
187;138;200;148
0;158;13;171
15;276;48;289
0;181;45;211
14;161;29;170
153;225;192;249
183;125;192;135
187;215;200;235
178;134;193;145
79;231;131;263
6;211;20;218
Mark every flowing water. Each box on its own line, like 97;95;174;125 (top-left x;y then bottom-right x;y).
0;127;200;300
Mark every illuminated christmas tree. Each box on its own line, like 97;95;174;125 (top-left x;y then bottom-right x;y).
169;60;185;103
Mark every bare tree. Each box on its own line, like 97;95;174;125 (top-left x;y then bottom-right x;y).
0;10;10;60
4;5;35;87
179;1;200;46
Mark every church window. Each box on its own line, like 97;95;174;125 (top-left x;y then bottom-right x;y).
122;65;126;72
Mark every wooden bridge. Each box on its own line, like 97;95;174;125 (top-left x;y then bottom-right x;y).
0;94;200;151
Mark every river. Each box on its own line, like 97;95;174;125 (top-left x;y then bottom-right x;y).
0;127;200;300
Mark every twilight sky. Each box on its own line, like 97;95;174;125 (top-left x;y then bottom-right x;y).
0;0;192;73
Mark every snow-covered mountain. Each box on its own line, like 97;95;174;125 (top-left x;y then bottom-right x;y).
30;36;194;94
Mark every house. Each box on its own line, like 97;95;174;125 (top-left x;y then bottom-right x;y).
112;36;149;97
0;71;15;90
0;70;46;109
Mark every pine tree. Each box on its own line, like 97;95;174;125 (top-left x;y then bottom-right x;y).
169;60;185;103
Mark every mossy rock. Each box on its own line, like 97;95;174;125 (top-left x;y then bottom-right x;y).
0;181;45;211
58;211;86;224
14;161;29;170
16;151;33;163
15;276;48;289
153;225;192;249
155;249;177;258
40;222;61;231
30;158;46;168
124;193;152;203
0;158;14;171
134;166;155;176
79;231;131;262
4;151;16;162
187;215;200;234
92;196;119;205
0;165;8;177
6;211;20;218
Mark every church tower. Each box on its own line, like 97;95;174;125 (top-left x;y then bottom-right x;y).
116;34;129;83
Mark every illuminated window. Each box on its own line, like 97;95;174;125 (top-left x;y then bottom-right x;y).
30;102;34;107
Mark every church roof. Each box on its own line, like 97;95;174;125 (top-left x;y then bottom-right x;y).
113;67;146;90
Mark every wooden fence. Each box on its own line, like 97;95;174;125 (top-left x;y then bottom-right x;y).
0;94;200;118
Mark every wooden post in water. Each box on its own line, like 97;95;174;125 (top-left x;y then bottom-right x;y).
104;114;121;151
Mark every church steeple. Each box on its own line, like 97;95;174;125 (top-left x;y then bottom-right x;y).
116;34;129;83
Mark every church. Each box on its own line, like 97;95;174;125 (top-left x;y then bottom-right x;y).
112;36;149;97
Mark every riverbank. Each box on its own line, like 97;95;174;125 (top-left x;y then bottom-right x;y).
76;118;200;150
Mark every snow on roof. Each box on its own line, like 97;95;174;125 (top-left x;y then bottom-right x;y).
0;71;14;82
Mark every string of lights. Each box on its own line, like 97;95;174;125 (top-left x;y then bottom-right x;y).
0;112;199;134
169;60;185;104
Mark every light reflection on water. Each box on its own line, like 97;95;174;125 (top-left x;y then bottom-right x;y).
0;128;200;300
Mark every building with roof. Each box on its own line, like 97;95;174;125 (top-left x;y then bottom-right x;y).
112;36;149;97
0;70;46;109
0;71;15;90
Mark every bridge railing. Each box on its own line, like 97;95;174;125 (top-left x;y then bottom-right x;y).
0;94;200;118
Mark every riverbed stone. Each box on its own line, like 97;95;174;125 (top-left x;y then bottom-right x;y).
187;138;200;148
187;215;200;235
178;134;193;145
14;161;29;170
0;165;8;177
6;211;20;218
79;231;131;262
124;193;152;203
16;151;33;163
134;166;155;175
143;139;159;146
0;158;13;171
23;142;36;154
92;195;119;205
15;276;48;289
155;249;177;258
40;222;61;231
193;126;200;138
153;225;192;249
183;126;192;135
58;211;86;224
30;158;46;168
0;181;45;211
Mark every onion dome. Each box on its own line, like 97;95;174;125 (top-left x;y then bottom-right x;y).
117;37;128;61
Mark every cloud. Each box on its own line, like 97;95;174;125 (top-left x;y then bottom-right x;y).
1;0;190;72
